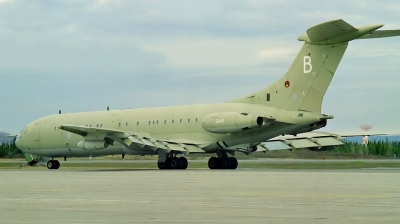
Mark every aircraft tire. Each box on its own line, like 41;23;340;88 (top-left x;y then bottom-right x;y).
219;157;231;169
229;157;238;170
208;157;219;169
47;160;54;169
179;157;188;169
53;160;60;169
170;157;183;169
157;160;170;170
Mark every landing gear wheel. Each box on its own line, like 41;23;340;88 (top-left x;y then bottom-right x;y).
53;160;60;169
179;157;188;169
158;160;170;170
229;157;238;170
47;160;54;169
47;160;60;169
170;157;183;169
208;157;219;169
219;157;231;169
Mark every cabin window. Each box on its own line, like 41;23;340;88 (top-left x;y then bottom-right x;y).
137;122;139;126
164;120;166;124
96;124;98;127
54;127;56;130
119;123;121;127
148;121;151;125
156;120;159;125
152;121;155;125
126;122;128;126
180;119;182;123
100;124;102;127
90;125;92;127
188;119;190;123
196;118;198;122
267;93;270;101
172;119;174;124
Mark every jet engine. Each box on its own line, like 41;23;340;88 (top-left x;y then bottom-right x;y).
202;112;275;134
77;140;109;150
289;120;327;135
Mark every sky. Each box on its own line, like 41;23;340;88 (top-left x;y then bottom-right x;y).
1;0;400;134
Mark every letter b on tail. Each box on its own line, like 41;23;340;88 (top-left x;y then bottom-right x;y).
303;56;312;73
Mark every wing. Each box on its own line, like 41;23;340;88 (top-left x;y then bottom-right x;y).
60;124;206;155
257;131;400;152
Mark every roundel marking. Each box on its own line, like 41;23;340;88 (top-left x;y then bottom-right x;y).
284;81;290;88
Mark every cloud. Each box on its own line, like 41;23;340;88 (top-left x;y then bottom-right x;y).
1;0;400;134
0;0;14;4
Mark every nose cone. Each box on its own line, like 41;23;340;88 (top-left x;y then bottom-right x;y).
15;127;28;151
15;136;22;149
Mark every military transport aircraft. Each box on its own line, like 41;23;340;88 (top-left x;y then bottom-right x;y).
15;19;400;170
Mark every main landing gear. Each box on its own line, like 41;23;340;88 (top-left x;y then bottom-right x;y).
158;157;188;170
207;151;238;170
47;160;60;169
208;157;238;169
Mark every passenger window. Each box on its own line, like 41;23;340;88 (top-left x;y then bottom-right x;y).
126;122;128;126
172;119;174;124
164;120;166;124
188;119;190;123
180;119;182;123
137;122;139;126
267;93;270;101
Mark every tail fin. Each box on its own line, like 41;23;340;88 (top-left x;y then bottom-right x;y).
232;19;400;113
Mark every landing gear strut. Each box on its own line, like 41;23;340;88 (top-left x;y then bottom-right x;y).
208;152;238;170
158;152;188;170
47;160;60;169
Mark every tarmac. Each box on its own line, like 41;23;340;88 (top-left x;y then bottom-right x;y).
1;168;399;223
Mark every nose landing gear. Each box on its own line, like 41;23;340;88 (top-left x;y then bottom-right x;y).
47;160;60;169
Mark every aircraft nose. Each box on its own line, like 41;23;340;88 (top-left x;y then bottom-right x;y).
15;127;28;150
15;136;21;149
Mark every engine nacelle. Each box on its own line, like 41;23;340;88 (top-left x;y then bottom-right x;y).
202;112;275;134
290;120;328;135
77;140;109;150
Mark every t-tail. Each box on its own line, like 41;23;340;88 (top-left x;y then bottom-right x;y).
232;19;400;112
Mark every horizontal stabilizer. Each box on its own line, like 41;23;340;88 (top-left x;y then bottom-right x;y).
298;19;384;45
357;30;400;39
306;19;356;42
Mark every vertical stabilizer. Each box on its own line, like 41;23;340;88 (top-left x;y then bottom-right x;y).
231;19;389;113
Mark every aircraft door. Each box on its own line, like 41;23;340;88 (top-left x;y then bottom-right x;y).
147;120;153;131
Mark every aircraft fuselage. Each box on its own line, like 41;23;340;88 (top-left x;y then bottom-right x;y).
16;103;324;158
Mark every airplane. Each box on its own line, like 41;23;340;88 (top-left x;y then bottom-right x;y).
15;19;400;170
